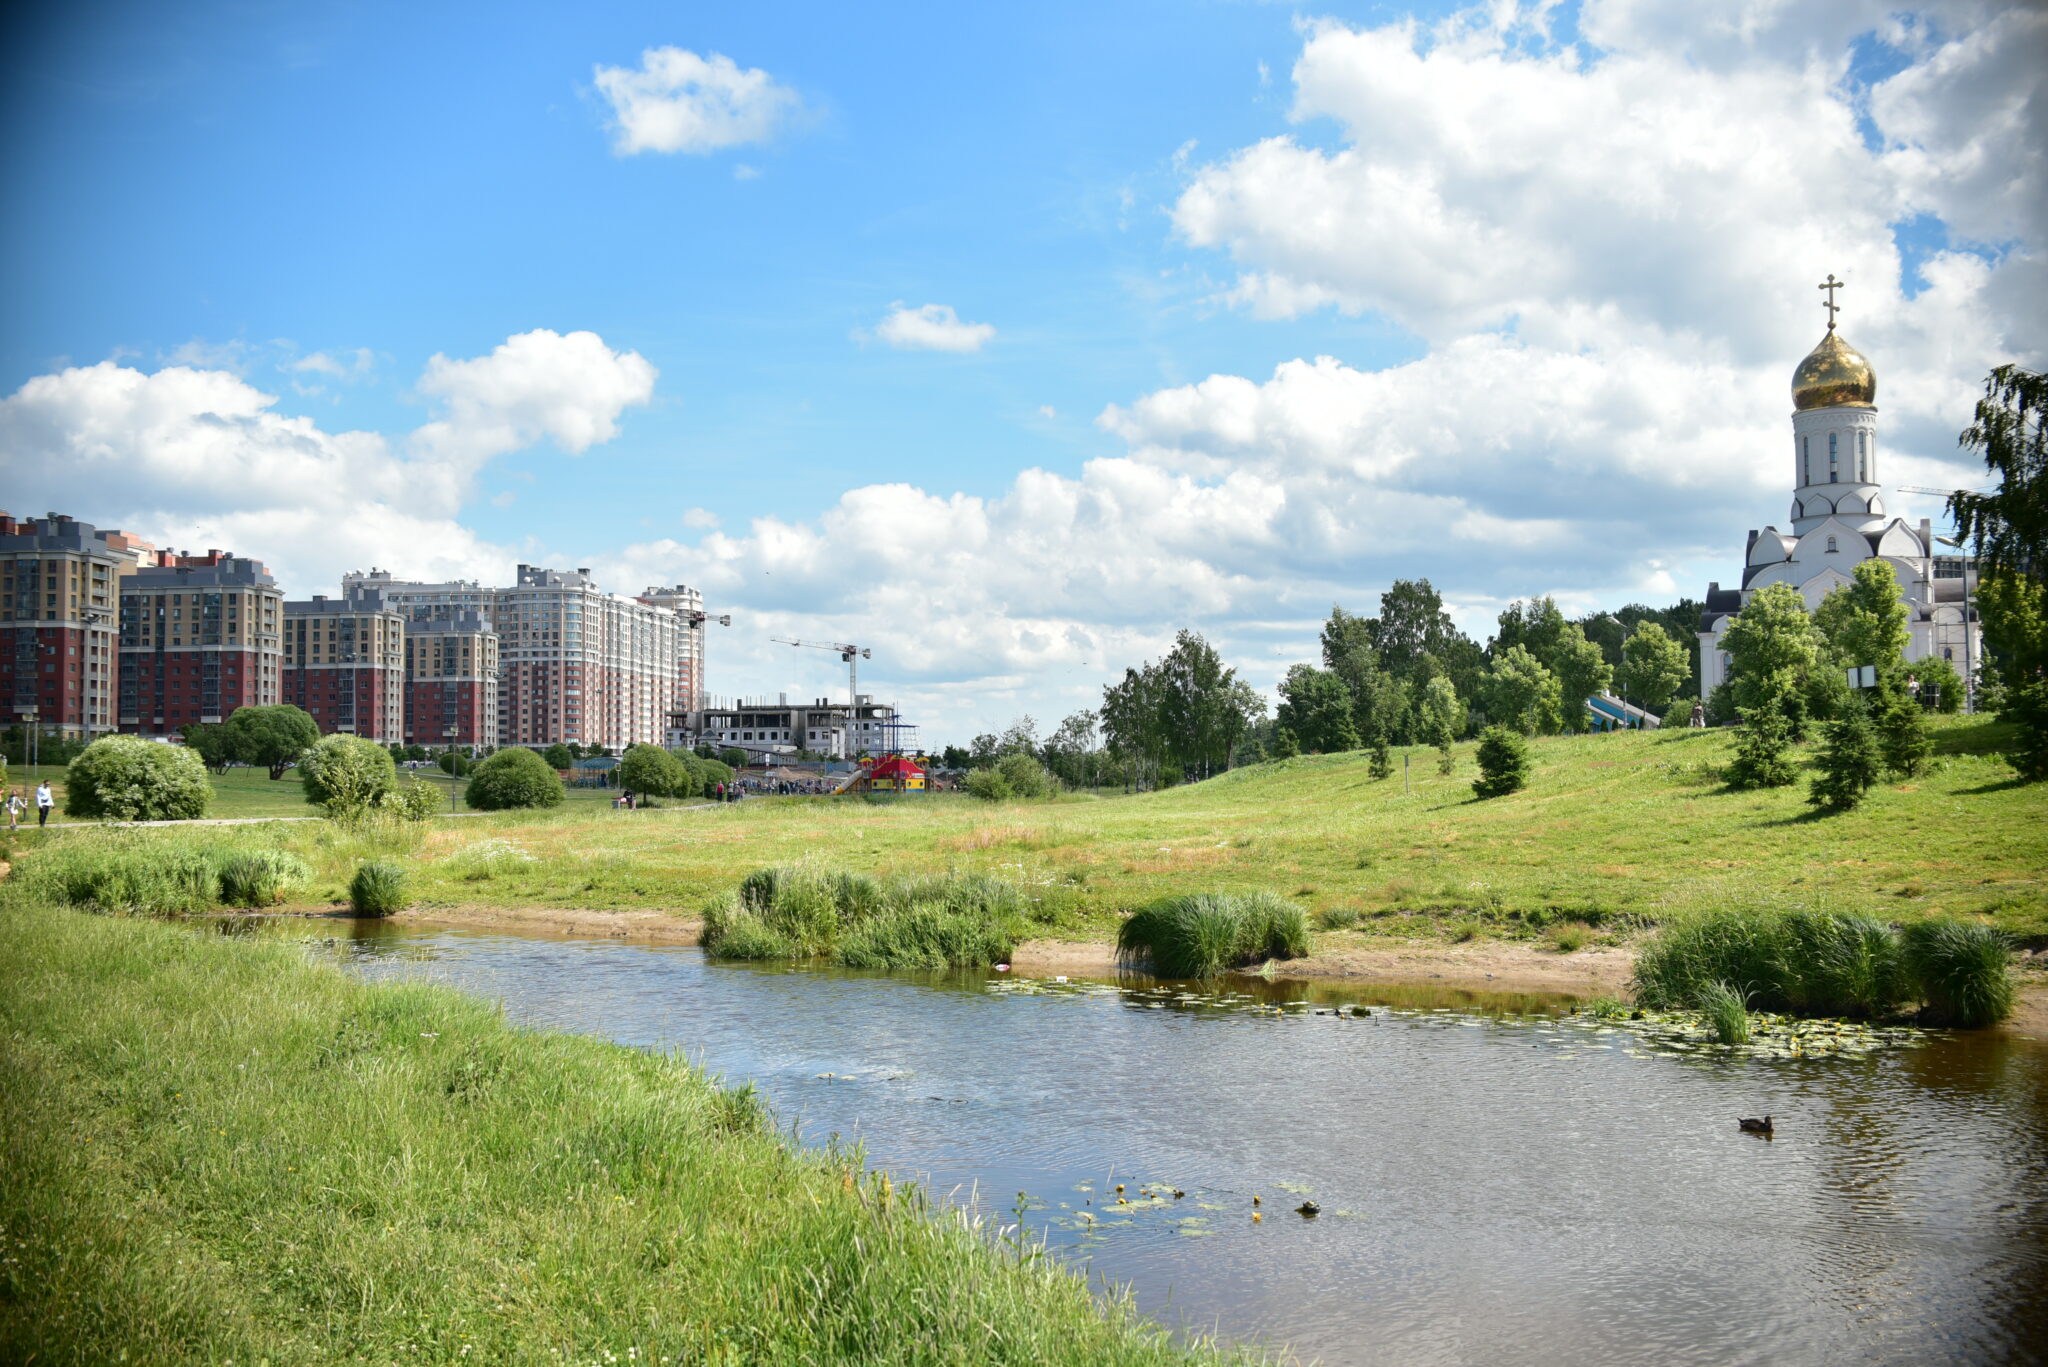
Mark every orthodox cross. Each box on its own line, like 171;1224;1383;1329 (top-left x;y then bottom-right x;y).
1818;273;1843;331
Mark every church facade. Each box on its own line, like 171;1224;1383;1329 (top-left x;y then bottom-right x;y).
1698;288;1980;700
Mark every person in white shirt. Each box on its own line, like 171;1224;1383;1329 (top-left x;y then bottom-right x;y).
35;780;54;827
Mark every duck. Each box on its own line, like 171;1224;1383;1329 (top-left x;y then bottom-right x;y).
1296;1201;1320;1217
1172;1189;1186;1200
1251;1194;1261;1207
1738;1115;1774;1135
1252;1212;1262;1224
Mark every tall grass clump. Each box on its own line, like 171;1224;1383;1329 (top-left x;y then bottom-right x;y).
348;860;408;917
1780;909;1907;1018
1631;908;1790;1012
701;865;1026;969
1695;979;1751;1044
8;839;222;916
1115;890;1310;978
214;849;313;907
1901;919;2015;1027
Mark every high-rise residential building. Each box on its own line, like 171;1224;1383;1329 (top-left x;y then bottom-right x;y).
343;565;690;749
118;550;284;735
0;511;157;740
402;611;499;748
635;584;709;714
283;594;406;743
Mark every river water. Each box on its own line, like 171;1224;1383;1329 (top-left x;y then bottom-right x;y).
253;919;2048;1366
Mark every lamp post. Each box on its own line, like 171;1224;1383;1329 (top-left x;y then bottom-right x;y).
1600;614;1631;731
444;727;460;815
15;705;38;784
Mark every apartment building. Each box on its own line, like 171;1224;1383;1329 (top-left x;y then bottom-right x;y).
636;583;710;714
402;610;499;748
344;564;686;749
0;511;158;740
282;594;406;743
118;551;284;735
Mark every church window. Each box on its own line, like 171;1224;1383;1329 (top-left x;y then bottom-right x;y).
1826;536;1838;553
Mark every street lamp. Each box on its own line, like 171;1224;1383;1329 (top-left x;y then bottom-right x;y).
15;705;38;783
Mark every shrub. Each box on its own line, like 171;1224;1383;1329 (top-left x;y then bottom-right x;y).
464;747;565;811
1809;704;1882;811
1632;909;1793;1013
349;861;408;917
1313;904;1360;931
1695;980;1751;1044
2004;679;2048;783
1470;726;1529;800
215;850;312;907
995;753;1058;799
1115;890;1310;978
1726;706;1797;790
965;768;1015;803
1547;922;1591;953
1901;919;2015;1027
298;734;399;820
1435;743;1454;777
385;781;445;823
1368;740;1393;781
838;904;1017;971
1779;909;1906;1018
62;736;211;822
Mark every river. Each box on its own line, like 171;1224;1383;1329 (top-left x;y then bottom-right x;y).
241;918;2048;1366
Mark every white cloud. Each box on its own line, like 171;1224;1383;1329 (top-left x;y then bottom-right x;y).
593;47;801;156
867;302;997;353
681;507;721;529
290;347;375;379
0;329;656;597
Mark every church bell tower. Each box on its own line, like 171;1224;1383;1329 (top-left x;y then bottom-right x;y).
1787;273;1883;535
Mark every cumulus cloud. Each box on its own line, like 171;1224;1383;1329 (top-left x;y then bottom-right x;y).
867;303;997;353
0;329;656;596
593;47;801;156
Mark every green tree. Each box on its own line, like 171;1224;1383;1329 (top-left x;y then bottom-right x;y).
1809;703;1883;811
1492;597;1569;665
2007;681;2048;782
995;751;1058;799
1547;625;1613;732
1043;710;1100;788
1875;690;1932;778
220;704;320;780
1618;622;1688;716
1367;738;1393;780
465;747;566;811
1977;570;2048;694
1415;676;1465;748
1912;654;1965;713
1482;645;1562;735
719;747;748;771
619;744;694;798
1949;365;2046;581
1719;583;1823;731
1276;665;1358;754
298;734;399;820
63;735;211;821
1471;726;1530;799
1726;706;1797;790
1814;560;1912;684
542;743;575;770
180;722;235;774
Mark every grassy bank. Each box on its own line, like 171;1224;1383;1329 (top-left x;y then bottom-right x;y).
0;903;1249;1365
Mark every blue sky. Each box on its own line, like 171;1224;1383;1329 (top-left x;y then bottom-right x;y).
3;0;2041;739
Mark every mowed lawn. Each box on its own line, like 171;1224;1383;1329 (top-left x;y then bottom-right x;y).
15;716;2039;943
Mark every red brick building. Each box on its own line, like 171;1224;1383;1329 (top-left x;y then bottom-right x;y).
283;595;406;743
119;551;283;735
402;610;499;748
1;511;157;741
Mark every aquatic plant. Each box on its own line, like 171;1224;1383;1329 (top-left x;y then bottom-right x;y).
215;850;312;908
1115;890;1311;978
1631;909;1789;1013
1583;996;1630;1020
838;903;1017;971
1695;979;1751;1044
1779;909;1908;1018
1901;919;2015;1027
702;865;1028;969
348;860;407;918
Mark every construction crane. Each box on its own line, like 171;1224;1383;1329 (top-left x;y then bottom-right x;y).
1897;485;1987;498
772;637;870;705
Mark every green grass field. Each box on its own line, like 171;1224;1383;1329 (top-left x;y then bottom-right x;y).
9;716;2045;944
7;764;646;824
0;903;1245;1365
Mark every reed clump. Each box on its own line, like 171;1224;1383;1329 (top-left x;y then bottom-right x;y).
348;860;408;917
215;850;313;907
1695;979;1751;1043
701;865;1026;969
1631;905;2016;1026
1115;891;1311;978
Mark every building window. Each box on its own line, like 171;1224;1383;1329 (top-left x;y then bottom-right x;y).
1826;536;1838;553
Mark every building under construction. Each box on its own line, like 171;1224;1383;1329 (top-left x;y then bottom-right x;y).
668;694;916;762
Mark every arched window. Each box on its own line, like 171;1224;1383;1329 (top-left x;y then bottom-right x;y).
1828;432;1838;482
1826;535;1838;553
1801;435;1810;484
1857;430;1868;481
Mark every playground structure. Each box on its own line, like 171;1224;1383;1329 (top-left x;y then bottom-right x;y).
834;753;927;795
1587;691;1663;731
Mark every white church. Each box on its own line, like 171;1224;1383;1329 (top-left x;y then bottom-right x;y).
1698;279;1982;699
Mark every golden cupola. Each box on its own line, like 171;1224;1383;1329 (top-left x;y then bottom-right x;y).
1792;329;1877;411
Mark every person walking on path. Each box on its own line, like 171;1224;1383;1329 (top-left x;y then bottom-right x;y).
5;789;23;831
35;780;54;827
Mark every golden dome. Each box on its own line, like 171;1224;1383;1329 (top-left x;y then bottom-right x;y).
1792;330;1876;411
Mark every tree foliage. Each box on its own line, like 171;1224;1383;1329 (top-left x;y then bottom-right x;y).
1814;560;1912;684
1949;365;2047;581
1482;645;1562;736
1726;706;1797;791
1618;622;1689;715
1275;666;1358;755
618;744;695;798
465;747;566;811
1809;703;1883;811
1471;726;1530;799
1100;630;1265;785
220;705;320;780
1720;583;1824;732
542;743;575;771
1547;625;1613;731
179;723;234;774
63;736;211;821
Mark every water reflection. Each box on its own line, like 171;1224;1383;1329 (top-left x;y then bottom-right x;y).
225;916;2048;1367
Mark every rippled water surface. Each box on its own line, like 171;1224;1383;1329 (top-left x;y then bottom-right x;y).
255;919;2048;1366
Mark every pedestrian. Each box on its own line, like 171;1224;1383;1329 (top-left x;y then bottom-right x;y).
35;779;54;827
5;788;23;831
